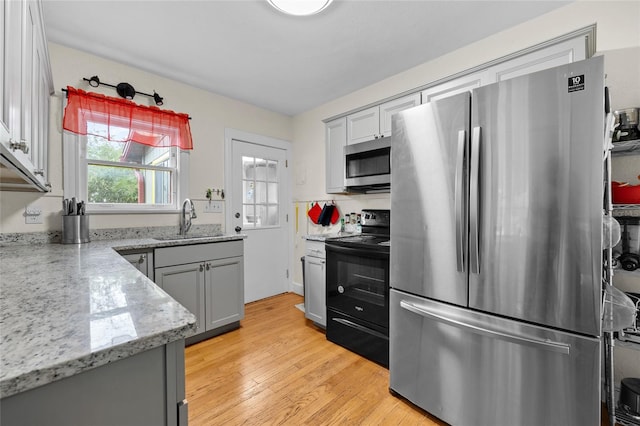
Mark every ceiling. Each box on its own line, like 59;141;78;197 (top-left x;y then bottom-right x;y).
42;0;571;116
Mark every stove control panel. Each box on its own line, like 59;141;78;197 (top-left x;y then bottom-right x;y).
361;209;390;227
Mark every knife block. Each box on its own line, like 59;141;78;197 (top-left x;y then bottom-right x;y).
62;215;90;244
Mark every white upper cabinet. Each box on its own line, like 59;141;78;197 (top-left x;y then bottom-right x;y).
325;30;590;195
421;34;588;104
421;72;489;104
1;0;53;192
491;37;587;82
0;0;5;138
347;93;421;144
325;117;347;194
346;106;379;144
379;94;421;137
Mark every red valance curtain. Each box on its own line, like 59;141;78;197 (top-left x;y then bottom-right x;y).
62;86;193;150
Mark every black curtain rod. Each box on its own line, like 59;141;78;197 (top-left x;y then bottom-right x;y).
60;87;192;120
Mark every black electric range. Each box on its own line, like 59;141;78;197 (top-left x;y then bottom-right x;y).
324;209;391;367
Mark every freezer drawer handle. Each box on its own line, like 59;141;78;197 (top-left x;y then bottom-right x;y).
331;317;389;340
399;300;570;355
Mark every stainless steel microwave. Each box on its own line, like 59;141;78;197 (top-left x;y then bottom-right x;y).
344;137;391;192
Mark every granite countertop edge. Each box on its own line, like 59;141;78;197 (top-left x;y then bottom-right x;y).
0;322;197;398
0;232;245;398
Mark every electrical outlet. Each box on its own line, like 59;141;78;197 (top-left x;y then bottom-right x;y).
25;206;43;224
204;201;223;213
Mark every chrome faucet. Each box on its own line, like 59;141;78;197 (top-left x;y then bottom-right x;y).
180;198;197;236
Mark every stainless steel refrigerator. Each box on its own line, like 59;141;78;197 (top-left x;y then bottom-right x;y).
389;56;604;426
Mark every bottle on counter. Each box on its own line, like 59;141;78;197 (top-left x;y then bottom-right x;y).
340;218;345;233
356;214;362;233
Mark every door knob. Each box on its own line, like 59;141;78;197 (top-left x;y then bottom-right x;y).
235;212;241;218
235;226;242;233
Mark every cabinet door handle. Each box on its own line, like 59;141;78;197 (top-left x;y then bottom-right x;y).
138;254;146;265
199;264;204;272
206;263;210;271
9;139;29;154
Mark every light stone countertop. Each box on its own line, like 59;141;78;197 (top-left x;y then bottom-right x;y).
0;233;244;398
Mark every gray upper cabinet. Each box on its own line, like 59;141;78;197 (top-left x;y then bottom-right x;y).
325;117;347;194
1;0;53;192
154;241;245;343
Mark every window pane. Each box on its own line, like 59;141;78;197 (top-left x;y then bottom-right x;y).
86;136;171;166
255;181;266;203
239;154;279;229
268;182;278;204
266;205;279;226
243;204;256;227
267;160;278;181
242;156;255;179
243;180;254;203
87;164;171;205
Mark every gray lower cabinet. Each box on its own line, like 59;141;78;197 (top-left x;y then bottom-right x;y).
0;340;187;426
156;262;207;336
155;240;244;344
119;250;154;280
304;240;326;327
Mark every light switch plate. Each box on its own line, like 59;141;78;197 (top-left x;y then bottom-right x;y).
204;201;223;213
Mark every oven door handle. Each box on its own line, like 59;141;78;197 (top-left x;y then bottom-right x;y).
331;317;389;340
325;243;389;258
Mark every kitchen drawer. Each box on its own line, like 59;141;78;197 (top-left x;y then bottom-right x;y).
155;240;243;268
305;239;325;258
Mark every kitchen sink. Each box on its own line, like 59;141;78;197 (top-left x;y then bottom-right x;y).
153;234;220;241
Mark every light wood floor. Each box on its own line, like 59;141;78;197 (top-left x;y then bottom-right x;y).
185;292;443;425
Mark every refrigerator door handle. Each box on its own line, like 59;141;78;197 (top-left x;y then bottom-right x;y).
469;126;481;274
455;129;467;273
399;300;571;355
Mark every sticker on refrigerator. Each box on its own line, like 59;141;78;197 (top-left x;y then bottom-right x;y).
568;75;585;93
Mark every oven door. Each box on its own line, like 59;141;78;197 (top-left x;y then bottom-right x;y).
325;243;389;328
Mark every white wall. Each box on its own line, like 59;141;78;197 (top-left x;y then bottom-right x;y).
0;43;293;234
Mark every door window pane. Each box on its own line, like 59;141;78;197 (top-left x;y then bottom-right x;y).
241;155;279;228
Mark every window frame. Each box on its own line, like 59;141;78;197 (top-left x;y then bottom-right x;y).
63;112;189;214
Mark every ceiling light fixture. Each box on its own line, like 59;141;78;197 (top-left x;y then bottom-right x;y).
81;75;165;106
267;0;333;16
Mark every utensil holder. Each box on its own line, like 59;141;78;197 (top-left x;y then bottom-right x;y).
62;215;90;244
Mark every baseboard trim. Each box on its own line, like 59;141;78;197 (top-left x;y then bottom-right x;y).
291;281;303;296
